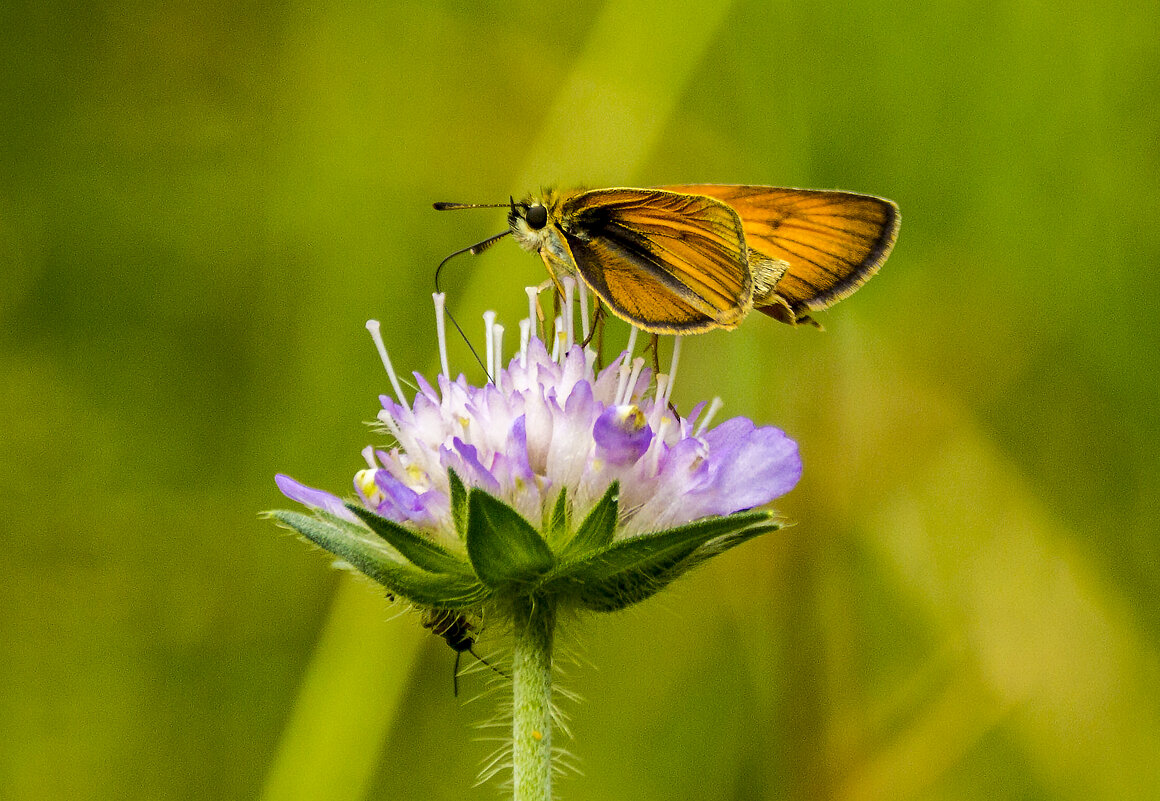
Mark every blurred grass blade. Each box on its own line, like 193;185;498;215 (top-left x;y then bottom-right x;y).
258;574;422;801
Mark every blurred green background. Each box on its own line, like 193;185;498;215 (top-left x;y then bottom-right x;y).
3;1;1158;799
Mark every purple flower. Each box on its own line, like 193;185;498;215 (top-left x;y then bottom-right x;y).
276;288;802;544
270;281;809;800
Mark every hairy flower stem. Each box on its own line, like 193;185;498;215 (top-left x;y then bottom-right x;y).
511;595;557;801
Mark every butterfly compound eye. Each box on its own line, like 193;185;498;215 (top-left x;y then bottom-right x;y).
525;204;548;230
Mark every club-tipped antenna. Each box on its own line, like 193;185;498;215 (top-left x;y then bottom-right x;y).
433;201;511;211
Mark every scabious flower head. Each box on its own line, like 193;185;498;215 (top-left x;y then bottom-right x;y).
272;282;801;615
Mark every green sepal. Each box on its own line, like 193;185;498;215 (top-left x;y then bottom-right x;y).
558;481;619;560
545;511;781;612
466;488;555;588
271;510;488;608
447;467;469;540
543;487;571;551
673;524;777;572
345;504;470;575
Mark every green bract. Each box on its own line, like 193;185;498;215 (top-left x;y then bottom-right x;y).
271;470;781;616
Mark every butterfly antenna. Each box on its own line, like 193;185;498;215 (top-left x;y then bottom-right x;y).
433;201;512;211
432;230;512;378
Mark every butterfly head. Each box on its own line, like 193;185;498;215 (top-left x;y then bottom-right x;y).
508;191;561;254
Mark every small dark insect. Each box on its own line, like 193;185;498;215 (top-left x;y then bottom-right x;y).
421;608;506;696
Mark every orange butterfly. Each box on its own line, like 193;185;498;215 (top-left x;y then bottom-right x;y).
435;184;899;334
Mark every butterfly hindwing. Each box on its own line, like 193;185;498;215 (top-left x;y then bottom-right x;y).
661;184;899;323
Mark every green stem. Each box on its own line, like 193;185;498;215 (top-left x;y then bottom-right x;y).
511;595;556;801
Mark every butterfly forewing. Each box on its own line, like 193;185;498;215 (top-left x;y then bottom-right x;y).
661;184;899;321
558;189;751;334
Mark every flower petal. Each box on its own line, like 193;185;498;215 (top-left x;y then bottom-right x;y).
593;405;653;466
707;425;802;513
275;474;360;523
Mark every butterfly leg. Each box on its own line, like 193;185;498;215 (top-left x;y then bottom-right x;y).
579;296;603;348
593;305;607;369
645;333;661;379
525;279;553;341
551;281;563;339
643;333;683;419
580;300;607;369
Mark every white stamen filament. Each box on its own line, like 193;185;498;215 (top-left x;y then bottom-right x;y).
365;319;407;410
577;280;591;343
525;285;540;342
695;397;723;436
583;346;598;375
662;336;682;408
650;375;669;429
621;357;645;405
625;325;639;360
613;326;641;404
519;318;531;366
550;317;565;362
433;293;450;383
614;353;632;407
561;276;575;349
640;416;667;476
493;323;505;392
483;310;497;380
